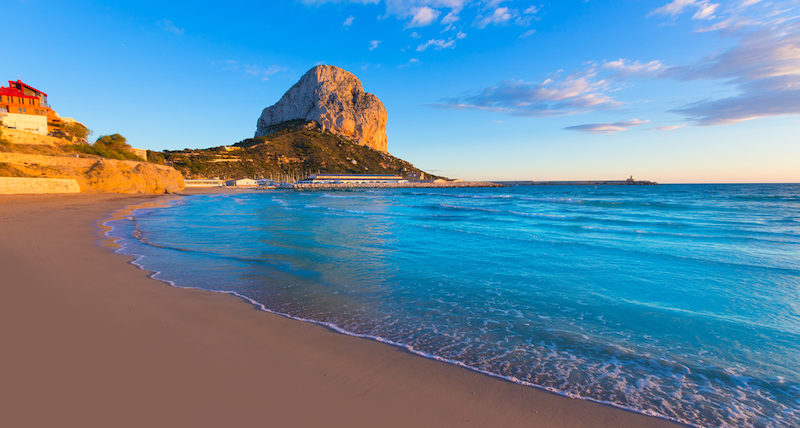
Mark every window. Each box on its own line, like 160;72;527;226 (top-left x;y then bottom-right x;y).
23;108;26;113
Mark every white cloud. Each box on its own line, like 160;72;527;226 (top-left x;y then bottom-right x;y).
157;19;184;35
442;11;460;24
297;1;541;38
343;15;355;28
520;29;536;38
409;6;441;27
369;40;381;50
692;2;719;19
652;124;687;131
565;119;649;134
646;0;800;125
650;0;720;20
666;23;800;124
417;38;456;51
477;7;514;28
603;59;665;76
437;68;621;116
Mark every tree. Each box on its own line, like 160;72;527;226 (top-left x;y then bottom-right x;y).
146;150;166;164
62;122;92;142
95;134;132;152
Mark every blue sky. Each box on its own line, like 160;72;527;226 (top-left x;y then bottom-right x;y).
4;0;799;182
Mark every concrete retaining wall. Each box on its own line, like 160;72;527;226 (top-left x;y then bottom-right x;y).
1;113;48;136
0;177;81;194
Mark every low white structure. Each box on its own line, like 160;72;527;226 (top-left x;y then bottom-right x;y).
184;179;225;187
0;112;48;135
406;171;426;181
297;173;405;184
225;178;258;187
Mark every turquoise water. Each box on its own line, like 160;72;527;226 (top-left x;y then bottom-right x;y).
108;184;800;426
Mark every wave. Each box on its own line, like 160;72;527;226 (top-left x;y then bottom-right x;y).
419;203;800;245
105;212;697;427
424;222;800;274
102;190;800;427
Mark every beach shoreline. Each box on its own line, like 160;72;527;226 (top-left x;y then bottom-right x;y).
0;192;681;427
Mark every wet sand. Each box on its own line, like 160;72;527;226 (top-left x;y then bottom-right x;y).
0;193;681;427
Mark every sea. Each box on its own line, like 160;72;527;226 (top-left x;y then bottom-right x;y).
106;184;800;427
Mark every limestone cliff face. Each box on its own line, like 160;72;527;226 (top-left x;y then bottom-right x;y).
256;65;388;152
81;159;185;194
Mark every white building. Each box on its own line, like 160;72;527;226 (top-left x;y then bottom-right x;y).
297;174;405;184
225;178;258;187
184;179;225;187
0;112;48;135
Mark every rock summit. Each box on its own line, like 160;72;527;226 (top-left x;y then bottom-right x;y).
255;65;388;152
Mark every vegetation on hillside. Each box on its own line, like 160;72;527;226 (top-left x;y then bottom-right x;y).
62;122;92;142
157;121;436;181
71;133;144;161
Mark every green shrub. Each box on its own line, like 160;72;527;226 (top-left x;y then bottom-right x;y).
146;150;166;164
71;137;143;161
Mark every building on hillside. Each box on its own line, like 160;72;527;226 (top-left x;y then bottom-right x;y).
130;148;147;160
225;178;258;187
297;173;405;184
405;171;426;181
0;80;63;135
0;110;46;135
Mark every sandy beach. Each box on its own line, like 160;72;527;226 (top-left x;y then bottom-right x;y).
0;193;680;428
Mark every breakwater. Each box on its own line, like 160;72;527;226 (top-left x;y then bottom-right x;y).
289;181;502;190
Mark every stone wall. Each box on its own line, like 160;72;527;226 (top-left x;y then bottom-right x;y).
1;114;49;136
1;127;65;146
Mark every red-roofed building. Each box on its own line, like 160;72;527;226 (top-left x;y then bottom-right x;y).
0;80;63;135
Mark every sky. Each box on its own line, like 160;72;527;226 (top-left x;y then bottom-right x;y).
3;0;799;182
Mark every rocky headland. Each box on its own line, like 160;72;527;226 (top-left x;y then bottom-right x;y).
160;122;432;182
256;65;388;152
